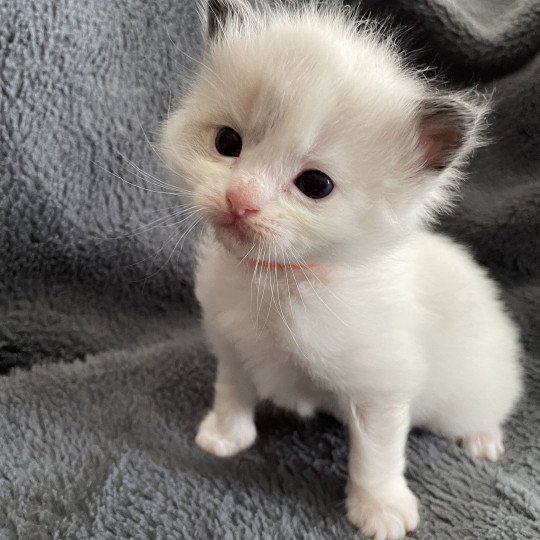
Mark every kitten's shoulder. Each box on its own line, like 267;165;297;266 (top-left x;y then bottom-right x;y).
405;230;495;291
407;230;475;261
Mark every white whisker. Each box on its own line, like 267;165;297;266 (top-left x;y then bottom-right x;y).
263;249;276;330
138;214;203;281
288;247;351;328
107;206;201;241
117;152;191;195
284;246;307;312
126;221;185;270
237;244;256;267
165;28;225;91
93;161;186;197
272;247;307;360
280;246;294;310
257;245;269;330
176;214;205;255
250;243;263;326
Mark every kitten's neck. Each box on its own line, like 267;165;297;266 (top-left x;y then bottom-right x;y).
244;259;322;272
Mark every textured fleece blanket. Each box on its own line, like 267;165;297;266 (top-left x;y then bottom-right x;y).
0;0;539;538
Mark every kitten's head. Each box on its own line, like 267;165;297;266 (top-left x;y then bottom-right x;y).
163;0;487;265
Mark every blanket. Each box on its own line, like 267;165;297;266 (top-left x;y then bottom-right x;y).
1;0;539;537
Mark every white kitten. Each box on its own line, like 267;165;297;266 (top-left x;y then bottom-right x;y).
162;1;523;538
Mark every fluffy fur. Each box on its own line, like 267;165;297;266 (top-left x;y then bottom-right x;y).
162;2;523;538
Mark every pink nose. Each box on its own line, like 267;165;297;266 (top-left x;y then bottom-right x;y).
226;187;260;219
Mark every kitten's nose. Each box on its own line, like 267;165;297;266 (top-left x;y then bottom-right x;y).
226;187;260;219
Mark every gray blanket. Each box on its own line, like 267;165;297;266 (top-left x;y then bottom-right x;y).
1;0;539;538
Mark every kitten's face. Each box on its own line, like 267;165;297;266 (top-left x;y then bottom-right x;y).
163;4;479;264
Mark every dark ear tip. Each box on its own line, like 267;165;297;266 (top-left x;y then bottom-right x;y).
206;0;250;42
417;94;487;170
420;98;475;131
207;0;226;41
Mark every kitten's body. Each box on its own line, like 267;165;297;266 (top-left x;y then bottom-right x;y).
163;2;523;538
196;230;520;436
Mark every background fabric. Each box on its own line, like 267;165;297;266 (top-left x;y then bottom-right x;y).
0;0;539;538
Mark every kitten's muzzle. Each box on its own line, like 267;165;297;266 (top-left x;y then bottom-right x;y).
226;187;261;223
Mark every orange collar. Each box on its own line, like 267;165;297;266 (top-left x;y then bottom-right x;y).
244;258;321;272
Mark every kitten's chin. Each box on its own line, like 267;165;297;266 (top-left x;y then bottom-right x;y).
213;223;261;258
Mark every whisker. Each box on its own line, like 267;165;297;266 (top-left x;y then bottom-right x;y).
126;220;187;269
135;113;170;168
133;114;198;186
262;246;276;330
256;245;270;330
137;214;203;281
250;243;262;326
165;28;225;90
176;214;205;256
272;246;307;359
116;153;191;195
237;244;256;267
284;247;308;312
126;207;202;238
288;246;349;308
288;247;351;328
137;202;197;216
105;206;201;241
93;161;186;197
280;246;299;315
125;212;202;270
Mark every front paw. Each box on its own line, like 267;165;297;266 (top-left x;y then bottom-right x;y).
195;410;257;457
346;484;419;540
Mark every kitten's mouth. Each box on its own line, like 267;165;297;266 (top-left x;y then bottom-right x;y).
214;213;276;246
218;220;256;243
214;219;326;273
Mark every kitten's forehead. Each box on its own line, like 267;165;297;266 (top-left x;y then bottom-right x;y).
208;38;344;146
201;18;420;155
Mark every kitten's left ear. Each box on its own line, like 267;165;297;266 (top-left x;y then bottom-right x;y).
204;0;254;42
415;94;487;172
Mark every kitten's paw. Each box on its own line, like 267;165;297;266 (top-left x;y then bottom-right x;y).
195;411;256;457
460;428;504;461
346;484;419;540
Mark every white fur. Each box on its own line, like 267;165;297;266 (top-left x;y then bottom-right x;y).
162;2;523;538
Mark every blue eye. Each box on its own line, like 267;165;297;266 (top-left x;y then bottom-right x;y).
294;170;334;199
215;127;242;157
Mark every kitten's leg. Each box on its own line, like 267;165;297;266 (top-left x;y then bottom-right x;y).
196;338;257;458
346;402;419;540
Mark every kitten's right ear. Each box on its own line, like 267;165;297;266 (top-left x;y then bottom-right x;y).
204;0;253;42
414;94;487;173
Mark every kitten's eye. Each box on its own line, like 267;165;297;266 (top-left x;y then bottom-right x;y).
294;170;334;199
215;127;242;157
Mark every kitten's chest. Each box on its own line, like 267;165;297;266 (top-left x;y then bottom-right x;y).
209;267;308;348
197;259;345;410
197;254;336;353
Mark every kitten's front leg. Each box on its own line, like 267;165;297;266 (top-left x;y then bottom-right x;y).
196;337;257;458
346;401;419;540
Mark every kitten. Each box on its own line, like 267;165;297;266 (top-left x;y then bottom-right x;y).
162;1;523;538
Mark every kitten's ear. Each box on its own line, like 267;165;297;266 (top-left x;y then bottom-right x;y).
415;95;486;172
204;0;253;42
